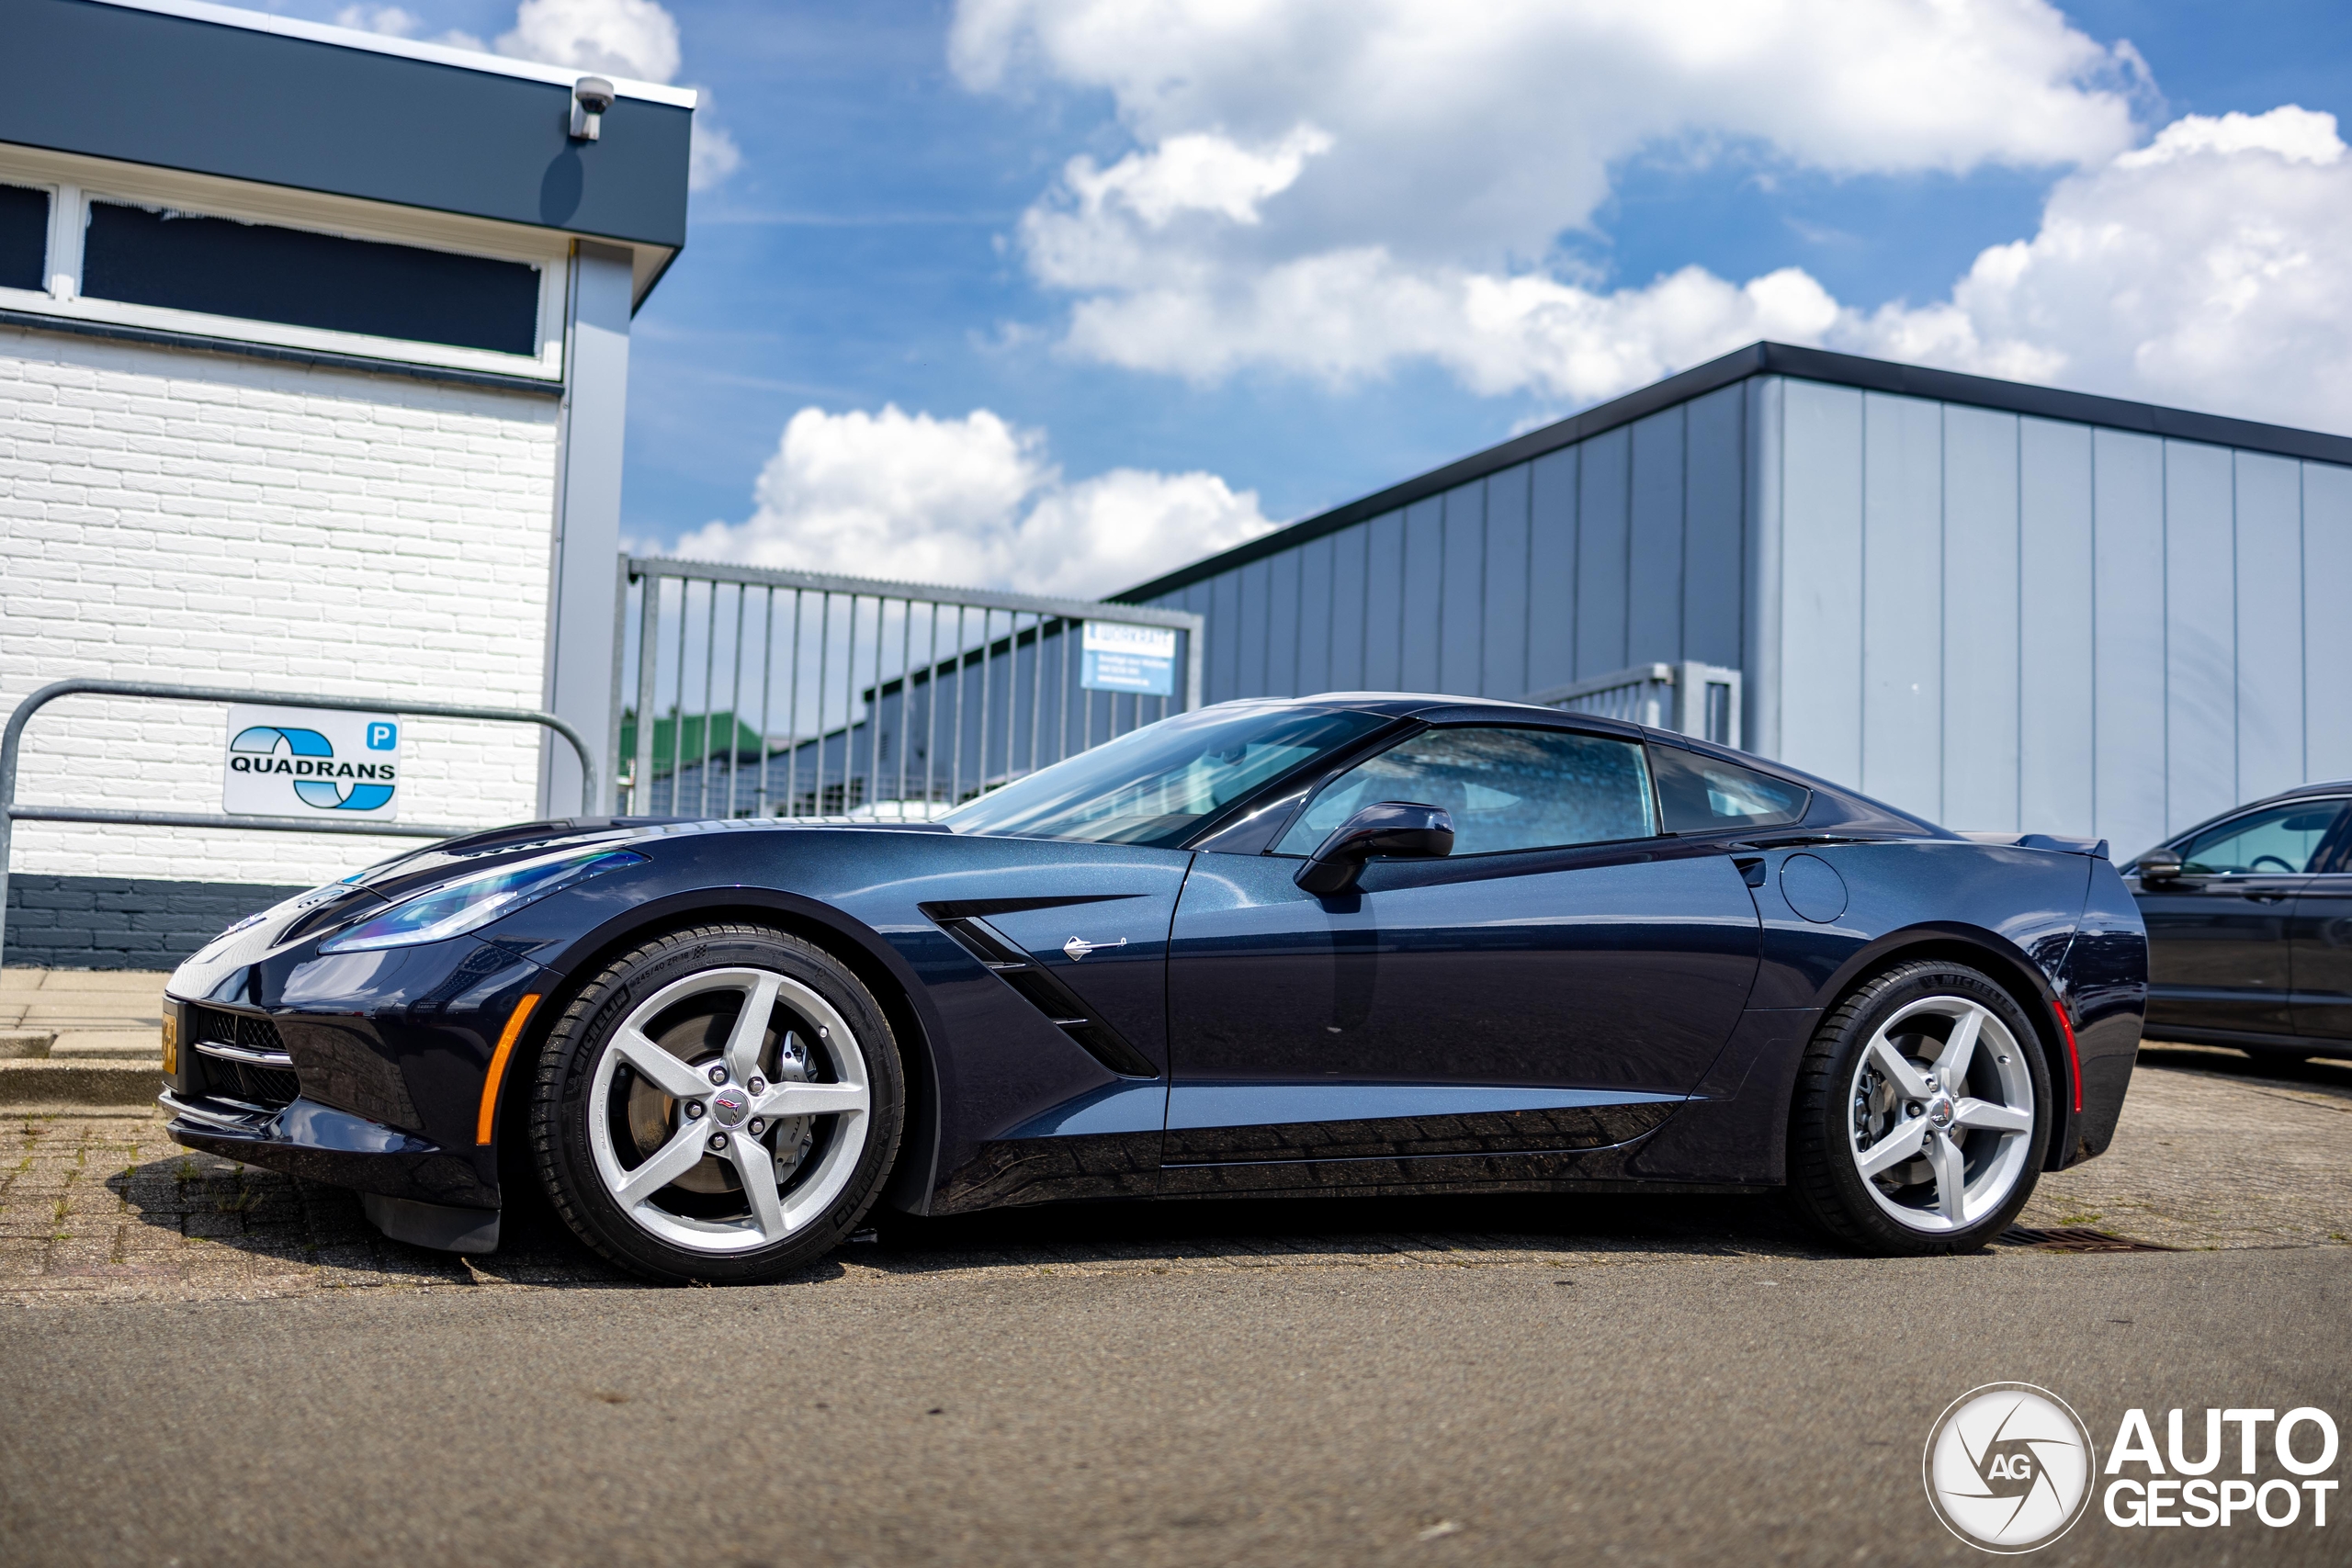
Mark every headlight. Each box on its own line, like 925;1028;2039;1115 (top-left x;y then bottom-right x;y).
319;848;646;953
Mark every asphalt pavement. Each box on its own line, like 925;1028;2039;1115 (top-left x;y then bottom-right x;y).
2;1047;2347;1566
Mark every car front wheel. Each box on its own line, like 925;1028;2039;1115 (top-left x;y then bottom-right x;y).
1785;960;2052;1256
530;924;904;1284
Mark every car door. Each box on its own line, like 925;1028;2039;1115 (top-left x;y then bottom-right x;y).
1161;723;1761;1174
2284;800;2352;1045
2136;800;2344;1040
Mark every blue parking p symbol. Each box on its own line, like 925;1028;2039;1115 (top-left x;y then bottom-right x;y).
367;722;398;751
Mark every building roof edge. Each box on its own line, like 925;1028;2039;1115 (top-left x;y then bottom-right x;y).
1111;342;2352;604
90;0;698;105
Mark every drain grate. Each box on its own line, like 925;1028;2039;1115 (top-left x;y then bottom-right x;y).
2000;1225;2173;1253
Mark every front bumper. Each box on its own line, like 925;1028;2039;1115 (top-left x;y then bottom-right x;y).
161;933;555;1243
163;1088;498;1212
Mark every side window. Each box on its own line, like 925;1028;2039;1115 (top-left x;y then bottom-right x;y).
1649;746;1809;834
2175;802;2347;875
1273;727;1656;857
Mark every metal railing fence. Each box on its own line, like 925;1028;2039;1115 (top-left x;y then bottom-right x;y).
0;678;597;964
618;558;1204;819
1524;662;1743;748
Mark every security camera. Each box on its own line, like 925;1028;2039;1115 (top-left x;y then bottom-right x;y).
571;76;616;141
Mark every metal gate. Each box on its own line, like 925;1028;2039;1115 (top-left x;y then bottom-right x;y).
1524;662;1743;748
0;678;597;965
617;558;1205;819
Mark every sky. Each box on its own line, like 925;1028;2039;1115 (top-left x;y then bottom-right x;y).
267;0;2352;599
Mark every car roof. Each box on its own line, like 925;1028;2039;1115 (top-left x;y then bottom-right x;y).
1263;691;1639;728
1241;693;1948;839
2143;778;2352;858
2269;779;2352;801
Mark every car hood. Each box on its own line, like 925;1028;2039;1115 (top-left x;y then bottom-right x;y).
345;816;953;904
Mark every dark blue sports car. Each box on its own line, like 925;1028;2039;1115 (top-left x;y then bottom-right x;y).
158;694;2146;1282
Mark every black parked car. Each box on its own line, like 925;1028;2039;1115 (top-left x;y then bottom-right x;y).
160;694;2146;1284
2126;781;2352;1061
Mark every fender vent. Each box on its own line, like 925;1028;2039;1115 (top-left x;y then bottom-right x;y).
933;916;1159;1079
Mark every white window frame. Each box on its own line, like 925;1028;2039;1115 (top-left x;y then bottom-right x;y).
0;142;570;381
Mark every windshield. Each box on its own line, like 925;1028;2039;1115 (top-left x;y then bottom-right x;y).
941;703;1394;848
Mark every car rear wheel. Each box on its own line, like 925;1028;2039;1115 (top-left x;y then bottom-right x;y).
1785;960;2052;1256
530;925;903;1284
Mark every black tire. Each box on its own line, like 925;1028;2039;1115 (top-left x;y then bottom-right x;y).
1785;959;2052;1257
530;924;904;1284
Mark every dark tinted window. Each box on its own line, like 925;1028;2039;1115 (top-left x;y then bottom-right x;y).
0;184;47;292
1275;727;1656;856
1650;745;1809;833
81;202;541;355
2173;801;2346;874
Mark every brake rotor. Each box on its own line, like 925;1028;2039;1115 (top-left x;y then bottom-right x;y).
622;1008;819;1195
1854;1029;1939;1191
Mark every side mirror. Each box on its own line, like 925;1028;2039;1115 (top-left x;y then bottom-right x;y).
1295;801;1453;895
2136;848;2183;883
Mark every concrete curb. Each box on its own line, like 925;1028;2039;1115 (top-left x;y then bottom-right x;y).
0;1059;164;1106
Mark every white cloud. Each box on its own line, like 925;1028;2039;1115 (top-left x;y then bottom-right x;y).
2115;106;2344;169
956;0;2143;265
960;3;2352;434
334;5;421;34
686;85;743;190
333;4;485;51
690;118;743;190
671;406;1275;599
484;1;741;189
496;0;682;83
1061;253;1844;400
1854;107;2352;431
1065;127;1335;231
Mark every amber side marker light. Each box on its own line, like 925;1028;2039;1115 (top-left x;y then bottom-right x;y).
160;1012;177;1076
476;994;544;1145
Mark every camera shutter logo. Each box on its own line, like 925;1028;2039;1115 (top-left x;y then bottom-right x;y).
1924;1383;2097;1552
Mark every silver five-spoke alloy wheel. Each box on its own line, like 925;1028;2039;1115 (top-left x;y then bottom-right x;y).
586;966;871;1254
1846;995;2036;1234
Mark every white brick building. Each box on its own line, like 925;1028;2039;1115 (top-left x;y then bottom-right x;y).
1;0;695;964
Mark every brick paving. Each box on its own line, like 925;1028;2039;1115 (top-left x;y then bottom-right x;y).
2014;1042;2352;1249
3;1047;2345;1306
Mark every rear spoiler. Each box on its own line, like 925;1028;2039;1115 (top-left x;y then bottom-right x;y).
1958;831;2110;860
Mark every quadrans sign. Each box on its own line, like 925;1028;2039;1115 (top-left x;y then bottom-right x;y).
224;704;401;819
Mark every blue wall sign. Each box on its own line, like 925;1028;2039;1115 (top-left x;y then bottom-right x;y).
1081;622;1178;696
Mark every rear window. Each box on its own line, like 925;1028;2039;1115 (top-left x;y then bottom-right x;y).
1650;746;1808;833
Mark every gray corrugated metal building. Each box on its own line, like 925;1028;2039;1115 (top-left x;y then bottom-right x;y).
1117;342;2352;863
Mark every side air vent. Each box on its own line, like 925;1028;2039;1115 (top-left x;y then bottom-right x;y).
934;916;1159;1079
